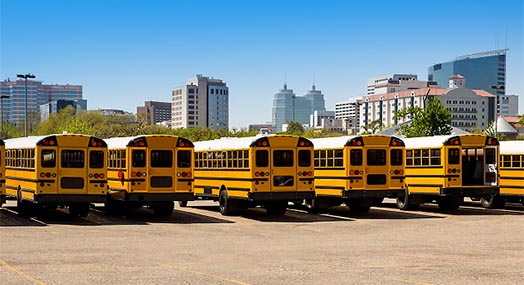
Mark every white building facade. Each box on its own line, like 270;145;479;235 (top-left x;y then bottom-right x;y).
172;75;229;130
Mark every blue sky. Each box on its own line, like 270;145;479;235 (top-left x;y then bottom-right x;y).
1;0;523;129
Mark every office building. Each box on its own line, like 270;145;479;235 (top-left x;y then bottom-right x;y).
360;75;496;132
428;49;508;115
0;78;83;126
137;101;172;124
172;75;229;130
272;84;325;132
335;97;361;134
40;99;87;121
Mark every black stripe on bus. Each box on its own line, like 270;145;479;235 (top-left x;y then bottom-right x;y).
108;187;127;192
406;174;459;178
6;176;55;183
177;178;194;182
194;176;269;182
315;185;346;190
499;168;524;171
500;176;524;180
89;180;108;183
314;167;345;170
6;186;37;193
226;187;251;192
193;185;220;190
5;167;36;172
500;185;524;189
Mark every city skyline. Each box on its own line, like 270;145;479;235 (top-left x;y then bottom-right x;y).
1;0;523;129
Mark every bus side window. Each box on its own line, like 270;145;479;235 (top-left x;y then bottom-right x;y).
406;150;413;166
512;155;520;168
503;155;511;167
430;149;441;165
414;150;421;165
334;149;344;167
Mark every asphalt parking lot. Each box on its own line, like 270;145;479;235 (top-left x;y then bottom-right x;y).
1;199;523;285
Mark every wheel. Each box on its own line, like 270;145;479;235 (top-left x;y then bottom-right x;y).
265;201;288;215
437;197;462;211
396;189;419;211
480;195;505;209
178;201;188;207
16;188;30;216
153;201;174;216
218;189;237;216
347;199;371;214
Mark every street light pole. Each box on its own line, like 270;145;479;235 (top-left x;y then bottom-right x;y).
0;95;9;139
17;73;36;137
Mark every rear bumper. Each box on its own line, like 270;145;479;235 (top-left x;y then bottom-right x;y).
342;189;405;199
0;194;5;205
248;191;314;201
441;187;499;197
33;194;106;204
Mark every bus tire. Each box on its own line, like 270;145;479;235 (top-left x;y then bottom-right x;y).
69;204;90;218
480;195;505;209
16;188;30;216
396;191;418;211
218;189;236;216
105;196;122;216
153;201;174;216
265;201;288;216
178;201;188;207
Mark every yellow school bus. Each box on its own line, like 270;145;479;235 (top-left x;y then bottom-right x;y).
399;134;499;211
194;135;315;216
5;134;108;217
310;135;405;213
0;139;5;206
480;140;524;208
105;135;194;216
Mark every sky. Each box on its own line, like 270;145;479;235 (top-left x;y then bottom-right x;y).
1;0;523;129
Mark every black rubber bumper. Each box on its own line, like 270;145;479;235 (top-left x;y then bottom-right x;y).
123;192;195;202
33;194;106;204
342;189;405;199
441;187;499;197
248;191;315;201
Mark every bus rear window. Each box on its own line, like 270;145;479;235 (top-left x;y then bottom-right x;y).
61;150;84;168
177;150;191;168
350;149;362;166
298;150;311;167
132;150;146;167
89;151;104;169
485;148;496;165
151;150;173;167
273;150;293;167
41;150;56;168
367;149;386;166
448;149;460;164
390;149;403;166
256;150;269;167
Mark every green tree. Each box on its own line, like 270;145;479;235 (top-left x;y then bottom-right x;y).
394;98;452;138
361;119;383;134
483;120;506;141
285;121;305;136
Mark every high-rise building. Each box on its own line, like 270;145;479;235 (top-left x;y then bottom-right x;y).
137;101;172;125
335;97;361;134
272;84;325;132
428;49;508;115
40;99;87;121
0;78;83;126
172;75;229;130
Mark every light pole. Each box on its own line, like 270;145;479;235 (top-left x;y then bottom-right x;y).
490;85;505;135
16;73;36;137
0;95;9;139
